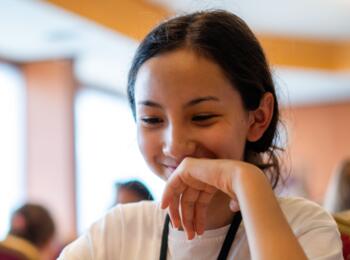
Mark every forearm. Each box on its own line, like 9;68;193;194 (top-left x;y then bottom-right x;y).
233;166;307;260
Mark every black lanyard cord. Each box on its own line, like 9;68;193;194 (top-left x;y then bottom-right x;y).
217;212;242;260
159;212;242;260
159;214;170;260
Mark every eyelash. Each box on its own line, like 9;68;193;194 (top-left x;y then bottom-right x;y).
192;114;217;122
140;114;219;127
140;117;163;125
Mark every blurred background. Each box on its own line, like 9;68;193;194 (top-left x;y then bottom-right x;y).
0;0;349;251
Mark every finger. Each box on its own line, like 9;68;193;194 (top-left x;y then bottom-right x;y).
168;193;181;229
161;174;186;209
194;191;215;235
161;174;187;229
180;188;200;240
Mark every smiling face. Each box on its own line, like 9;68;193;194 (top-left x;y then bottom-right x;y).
134;49;254;180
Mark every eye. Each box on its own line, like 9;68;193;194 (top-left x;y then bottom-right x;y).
140;117;164;126
192;114;218;122
191;114;220;127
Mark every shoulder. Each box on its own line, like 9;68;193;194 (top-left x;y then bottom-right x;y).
83;201;164;242
90;200;165;240
59;201;166;259
278;196;336;227
117;200;166;224
277;197;343;259
278;197;333;219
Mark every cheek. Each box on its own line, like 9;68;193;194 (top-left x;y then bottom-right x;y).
137;129;167;180
137;129;150;159
201;126;247;160
208;138;241;158
137;129;160;165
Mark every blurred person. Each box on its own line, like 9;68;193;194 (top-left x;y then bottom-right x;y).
324;159;350;259
114;179;154;205
0;203;55;260
324;159;350;213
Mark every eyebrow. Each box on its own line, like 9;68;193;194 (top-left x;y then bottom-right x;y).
185;96;220;108
137;100;163;108
137;96;220;109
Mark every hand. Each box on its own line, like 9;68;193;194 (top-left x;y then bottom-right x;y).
160;157;242;239
161;158;308;259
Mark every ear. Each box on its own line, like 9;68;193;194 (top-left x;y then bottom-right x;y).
246;92;274;142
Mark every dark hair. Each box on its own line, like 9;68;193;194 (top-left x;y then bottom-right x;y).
127;10;281;188
9;203;55;248
116;180;154;201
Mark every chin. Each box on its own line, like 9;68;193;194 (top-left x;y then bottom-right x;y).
158;169;173;181
152;167;169;181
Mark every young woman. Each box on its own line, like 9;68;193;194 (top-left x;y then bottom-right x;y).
59;10;342;259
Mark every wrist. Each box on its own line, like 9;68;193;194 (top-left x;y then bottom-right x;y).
231;162;269;198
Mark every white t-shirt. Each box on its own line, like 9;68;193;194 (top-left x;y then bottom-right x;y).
59;197;343;260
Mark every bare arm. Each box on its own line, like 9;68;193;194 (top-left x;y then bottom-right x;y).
232;163;307;260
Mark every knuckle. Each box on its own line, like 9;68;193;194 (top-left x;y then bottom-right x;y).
196;201;208;208
182;200;195;208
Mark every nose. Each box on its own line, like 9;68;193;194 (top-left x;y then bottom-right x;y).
162;123;195;161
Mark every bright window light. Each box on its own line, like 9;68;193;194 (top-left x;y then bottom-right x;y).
0;63;25;239
75;89;165;234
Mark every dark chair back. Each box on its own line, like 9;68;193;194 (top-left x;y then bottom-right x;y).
341;233;350;260
334;211;350;260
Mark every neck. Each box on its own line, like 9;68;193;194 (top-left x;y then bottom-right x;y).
205;191;235;230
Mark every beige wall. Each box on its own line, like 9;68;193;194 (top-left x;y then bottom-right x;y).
283;102;350;202
21;59;77;242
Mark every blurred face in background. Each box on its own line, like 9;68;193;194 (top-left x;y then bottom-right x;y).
116;188;144;204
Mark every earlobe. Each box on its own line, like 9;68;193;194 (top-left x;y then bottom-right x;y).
246;93;274;142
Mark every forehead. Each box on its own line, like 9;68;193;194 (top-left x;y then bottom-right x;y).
134;48;238;102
